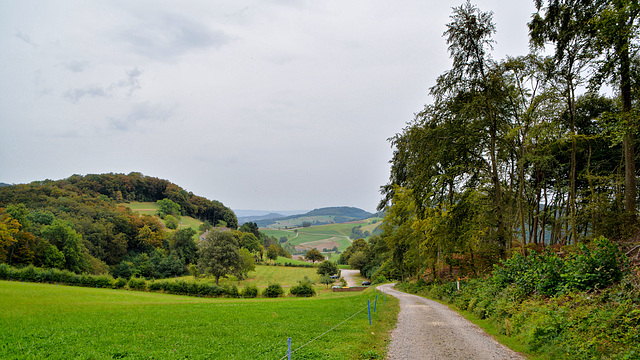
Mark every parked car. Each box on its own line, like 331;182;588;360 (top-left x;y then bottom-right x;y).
330;275;339;279
362;281;371;286
331;285;342;289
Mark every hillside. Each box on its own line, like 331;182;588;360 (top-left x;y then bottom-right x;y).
0;172;237;277
255;206;374;228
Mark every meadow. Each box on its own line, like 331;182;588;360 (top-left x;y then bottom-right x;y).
0;280;398;359
123;202;203;230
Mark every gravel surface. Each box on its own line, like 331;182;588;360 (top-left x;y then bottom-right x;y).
378;284;525;360
339;269;360;287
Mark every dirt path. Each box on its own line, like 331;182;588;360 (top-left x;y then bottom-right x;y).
377;284;525;360
339;269;360;287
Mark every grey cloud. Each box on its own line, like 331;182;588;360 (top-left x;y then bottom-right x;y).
64;85;107;103
64;60;90;73
14;30;36;46
108;101;173;131
64;67;142;103
120;13;230;61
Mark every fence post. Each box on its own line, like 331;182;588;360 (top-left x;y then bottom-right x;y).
457;278;460;291
368;300;371;326
288;337;291;360
374;295;378;313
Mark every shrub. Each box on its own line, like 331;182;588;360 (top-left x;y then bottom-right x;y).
225;285;239;298
290;280;316;297
114;277;128;289
263;283;284;298
128;277;147;291
242;284;259;298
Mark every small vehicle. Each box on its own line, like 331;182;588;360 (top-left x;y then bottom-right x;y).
361;281;371;286
330;275;339;279
331;285;342;289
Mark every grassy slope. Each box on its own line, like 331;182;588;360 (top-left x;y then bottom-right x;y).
123;201;203;231
0;280;399;360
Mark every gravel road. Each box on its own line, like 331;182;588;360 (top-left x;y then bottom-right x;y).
378;284;525;360
339;269;360;287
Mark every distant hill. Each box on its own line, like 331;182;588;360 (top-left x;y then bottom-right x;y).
238;213;285;224
0;183;11;187
255;206;375;228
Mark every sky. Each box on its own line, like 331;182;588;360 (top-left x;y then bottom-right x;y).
0;0;536;213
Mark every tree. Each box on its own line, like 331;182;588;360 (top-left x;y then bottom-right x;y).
164;215;179;230
589;0;640;219
237;248;256;280
317;260;339;277
171;227;198;265
239;222;260;238
266;244;278;262
197;230;240;285
348;251;368;270
41;220;86;273
240;232;261;253
156;198;181;219
305;248;324;263
319;274;334;289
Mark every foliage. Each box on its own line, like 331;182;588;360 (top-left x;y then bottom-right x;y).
397;237;638;359
262;283;284;298
289;278;316;297
305;248;324;263
242;284;259;298
197;230;241;285
317;260;339;276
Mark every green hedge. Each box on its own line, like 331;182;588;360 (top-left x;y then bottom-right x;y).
0;264;251;298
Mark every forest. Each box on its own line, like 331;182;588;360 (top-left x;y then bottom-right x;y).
0;172;287;278
345;0;640;282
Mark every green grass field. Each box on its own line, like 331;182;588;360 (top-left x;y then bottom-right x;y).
122;202;203;231
0;280;398;359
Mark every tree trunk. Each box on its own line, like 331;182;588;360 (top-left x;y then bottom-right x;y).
620;39;637;220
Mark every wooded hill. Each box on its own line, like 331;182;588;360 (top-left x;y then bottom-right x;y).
253;206;378;228
0;172;238;277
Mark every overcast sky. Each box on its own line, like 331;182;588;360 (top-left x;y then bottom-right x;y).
0;0;536;213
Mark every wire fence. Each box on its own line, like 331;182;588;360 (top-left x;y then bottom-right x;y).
278;303;371;360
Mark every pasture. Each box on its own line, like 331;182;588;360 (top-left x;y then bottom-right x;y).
0;280;398;359
122;201;203;231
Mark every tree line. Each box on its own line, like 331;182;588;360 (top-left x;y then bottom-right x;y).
356;0;639;282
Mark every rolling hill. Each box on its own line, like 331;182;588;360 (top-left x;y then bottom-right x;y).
253;206;376;228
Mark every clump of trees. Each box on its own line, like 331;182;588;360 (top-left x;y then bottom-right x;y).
368;0;639;283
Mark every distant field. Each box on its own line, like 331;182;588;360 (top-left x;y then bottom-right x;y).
262;218;382;253
0;280;398;359
122;201;203;231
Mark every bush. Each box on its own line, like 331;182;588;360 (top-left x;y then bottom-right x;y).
290;280;316;297
263;283;284;298
114;277;128;289
242;284;259;298
127;277;147;291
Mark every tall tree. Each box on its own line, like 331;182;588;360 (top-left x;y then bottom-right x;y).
529;0;601;242
435;1;509;255
197;230;240;285
590;0;640;219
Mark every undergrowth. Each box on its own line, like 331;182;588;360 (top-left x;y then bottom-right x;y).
398;237;640;359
